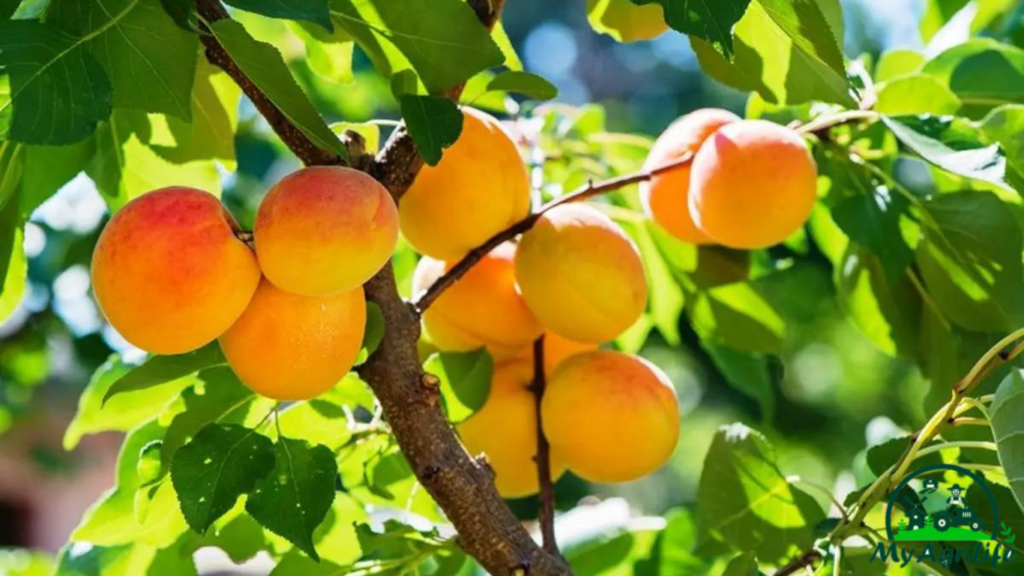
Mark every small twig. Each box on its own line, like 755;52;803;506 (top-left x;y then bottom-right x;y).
413;154;694;313
529;336;560;556
775;550;822;576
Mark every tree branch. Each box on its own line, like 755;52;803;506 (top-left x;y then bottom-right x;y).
774;551;823;576
195;1;572;574
529;336;560;556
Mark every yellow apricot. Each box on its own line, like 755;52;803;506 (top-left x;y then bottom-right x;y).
458;360;566;498
542;351;679;483
589;0;669;42
689;120;818;249
515;204;647;343
413;242;543;354
254;166;398;295
400;108;531;260
219;279;365;400
91;187;260;355
641;108;740;244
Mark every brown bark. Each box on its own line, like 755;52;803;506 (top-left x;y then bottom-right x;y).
195;0;571;573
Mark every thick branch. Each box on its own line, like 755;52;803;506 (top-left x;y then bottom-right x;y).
196;1;571;574
529;336;560;556
414;153;695;312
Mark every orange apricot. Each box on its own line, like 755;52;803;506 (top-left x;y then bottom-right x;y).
689;120;818;249
641;108;740;244
515;204;647;343
254;166;398;295
541;351;679;483
458;360;566;498
219;279;365;400
400;108;531;260
91;187;260;354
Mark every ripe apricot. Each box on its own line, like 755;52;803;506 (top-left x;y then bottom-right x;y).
91;187;260;355
590;0;669;42
515;204;647;343
254;166;398;295
542;351;679;483
219;279;365;400
458;360;566;498
413;242;543;355
689;120;817;249
400;108;531;260
641;109;740;244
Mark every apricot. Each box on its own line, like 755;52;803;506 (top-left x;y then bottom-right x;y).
542;351;679;483
254;166;398;295
689;120;817;249
219;279;365;400
515;204;647;343
589;0;669;42
91;187;260;355
641;109;740;244
400;108;531;260
412;242;543;354
458;360;566;498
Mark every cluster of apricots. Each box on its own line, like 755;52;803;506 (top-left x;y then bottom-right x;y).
90;105;816;498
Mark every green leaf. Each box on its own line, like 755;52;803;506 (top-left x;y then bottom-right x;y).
689;279;785;354
48;0;199;120
980;104;1024;190
921;39;1024;116
171;423;276;534
587;0;669;43
290;21;355;85
835;246;920;358
883;115;1013;192
874;49;925;82
566;528;662;576
330;0;503;94
359;301;385;361
103;343;227;405
0;20;113;144
697;423;825;564
246;438;338;561
722;553;761;576
701;344;777;422
916;192;1024;332
629;0;748;55
275;375;372;451
486;71;558;101
208;19;347;161
0;216;24;325
0;549;53;576
424;349;494;424
64;356;195;450
875;74;961;116
865;435;943;478
991;370;1024;513
0;0;21;19
691;0;854;106
20;139;96;217
225;0;333;31
398;95;463;166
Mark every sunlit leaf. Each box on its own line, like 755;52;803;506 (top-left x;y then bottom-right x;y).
398;94;463;166
425;348;493;423
991;370;1024;513
875;74;961;116
103;342;227;404
487;71;558;101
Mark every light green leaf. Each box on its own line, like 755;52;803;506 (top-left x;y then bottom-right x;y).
0;20;113;144
102;342;227;405
64;356;195;450
208;19;347;161
991;370;1024;513
330;0;504;93
980;104;1024;190
360;301;385;361
697;423;825;563
398;94;463;166
290;21;355;85
629;0;748;54
20;139;96;217
587;0;671;43
0;219;24;325
225;0;333;31
492;22;522;71
425;349;494;424
49;0;198;120
874;49;924;82
692;0;854;106
171;423;276;533
722;553;761;576
922;39;1024;115
246;438;338;561
274;376;372;451
876;74;961;116
486;71;558;101
566;527;662;576
835;247;920;358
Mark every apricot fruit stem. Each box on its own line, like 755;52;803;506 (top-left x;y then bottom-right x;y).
529;335;561;557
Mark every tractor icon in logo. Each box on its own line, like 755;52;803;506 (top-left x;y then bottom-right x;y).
888;465;999;543
934;507;986;533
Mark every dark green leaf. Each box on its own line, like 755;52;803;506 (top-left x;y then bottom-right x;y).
171;423;275;533
158;0;194;30
830;181;913;281
701;344;777;422
486;71;558;101
835;246;921;358
0;20;113;144
398;95;463;166
883;115;1012;191
922;40;1024;116
566;527;661;576
103;342;227;405
20;140;96;218
991;370;1024;512
424;349;493;424
49;0;198;120
630;0;749;57
866;435;942;477
722;553;762;576
697;423;825;563
330;0;503;93
225;0;333;31
208;19;347;161
246;438;338;560
0;0;21;19
390;69;419;97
